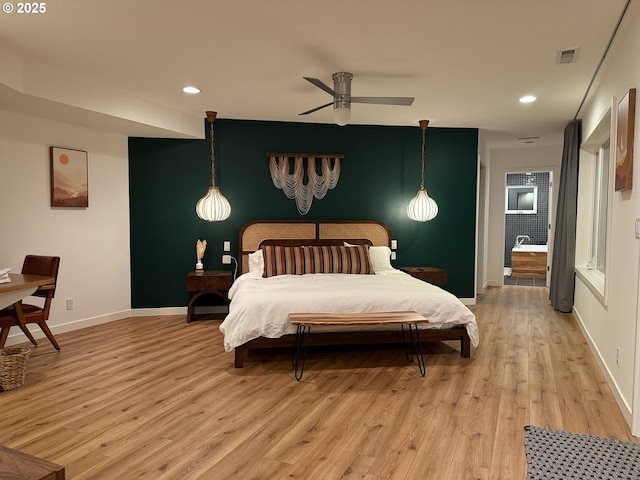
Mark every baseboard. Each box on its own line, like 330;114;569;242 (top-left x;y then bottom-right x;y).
4;309;132;347
572;304;633;426
3;305;229;346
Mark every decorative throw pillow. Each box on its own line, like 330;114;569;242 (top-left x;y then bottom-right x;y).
261;244;372;277
304;245;372;274
261;245;306;277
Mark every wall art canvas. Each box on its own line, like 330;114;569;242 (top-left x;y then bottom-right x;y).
615;88;635;191
50;147;89;207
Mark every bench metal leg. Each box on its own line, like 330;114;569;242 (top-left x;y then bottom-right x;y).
401;324;426;377
292;324;311;381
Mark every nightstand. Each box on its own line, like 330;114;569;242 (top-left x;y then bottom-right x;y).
399;266;448;286
186;270;234;323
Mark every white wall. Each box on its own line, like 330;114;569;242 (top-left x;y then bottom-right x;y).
573;4;640;430
486;145;563;286
0;109;132;345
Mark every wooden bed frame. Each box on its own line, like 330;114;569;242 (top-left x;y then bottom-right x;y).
233;219;472;368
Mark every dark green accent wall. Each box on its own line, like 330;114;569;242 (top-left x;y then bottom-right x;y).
129;119;478;307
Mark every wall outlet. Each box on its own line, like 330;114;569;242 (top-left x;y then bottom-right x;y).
390;251;397;261
616;347;621;367
222;255;232;265
391;239;398;250
66;298;74;311
223;241;231;252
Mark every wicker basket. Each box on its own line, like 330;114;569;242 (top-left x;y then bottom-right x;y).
0;347;31;391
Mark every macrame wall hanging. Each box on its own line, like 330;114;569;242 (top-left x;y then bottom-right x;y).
268;153;343;215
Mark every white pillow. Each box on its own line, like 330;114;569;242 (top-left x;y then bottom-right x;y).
248;249;264;274
344;242;394;273
368;246;394;272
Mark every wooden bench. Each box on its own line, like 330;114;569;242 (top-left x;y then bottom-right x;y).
289;311;429;381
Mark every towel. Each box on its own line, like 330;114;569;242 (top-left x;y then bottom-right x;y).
0;267;10;283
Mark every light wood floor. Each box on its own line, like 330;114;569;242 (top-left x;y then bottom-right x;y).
0;286;636;479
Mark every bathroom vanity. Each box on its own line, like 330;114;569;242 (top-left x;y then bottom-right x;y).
511;244;547;277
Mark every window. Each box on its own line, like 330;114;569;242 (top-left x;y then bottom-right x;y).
576;103;613;303
590;138;609;273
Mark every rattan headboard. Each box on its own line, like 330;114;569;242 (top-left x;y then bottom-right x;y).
238;220;392;274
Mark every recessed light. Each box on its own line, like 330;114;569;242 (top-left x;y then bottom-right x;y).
519;95;537;104
182;86;200;94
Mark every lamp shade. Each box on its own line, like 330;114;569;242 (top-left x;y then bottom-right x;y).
195;186;231;222
407;187;438;222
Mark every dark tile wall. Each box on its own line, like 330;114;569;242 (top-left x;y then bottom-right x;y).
504;172;549;267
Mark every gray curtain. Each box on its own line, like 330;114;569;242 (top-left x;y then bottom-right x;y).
549;120;581;312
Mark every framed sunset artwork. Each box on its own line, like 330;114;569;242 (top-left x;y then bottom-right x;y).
50;147;89;207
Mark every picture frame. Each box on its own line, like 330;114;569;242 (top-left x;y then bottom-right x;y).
50;147;89;207
615;88;635;191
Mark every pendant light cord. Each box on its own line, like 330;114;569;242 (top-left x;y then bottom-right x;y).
420;128;426;189
209;119;216;187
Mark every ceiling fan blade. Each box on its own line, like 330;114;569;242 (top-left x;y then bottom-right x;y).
299;101;334;115
303;77;337;97
351;96;415;106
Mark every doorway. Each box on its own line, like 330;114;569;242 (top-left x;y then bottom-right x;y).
503;171;553;287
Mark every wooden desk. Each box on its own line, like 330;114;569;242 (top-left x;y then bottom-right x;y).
186;271;233;323
0;445;65;479
0;274;54;310
289;311;429;381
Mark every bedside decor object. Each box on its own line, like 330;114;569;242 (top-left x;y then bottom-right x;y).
50;147;88;208
615;88;635;191
195;111;232;221
195;239;207;271
407;120;438;222
268;153;342;215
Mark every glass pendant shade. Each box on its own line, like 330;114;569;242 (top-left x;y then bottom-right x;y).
334;106;350;126
196;110;231;222
407;119;438;222
196;186;231;221
407;187;438;221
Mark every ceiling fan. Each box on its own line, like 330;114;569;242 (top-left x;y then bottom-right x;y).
299;72;415;126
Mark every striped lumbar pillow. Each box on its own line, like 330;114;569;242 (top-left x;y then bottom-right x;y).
261;244;372;277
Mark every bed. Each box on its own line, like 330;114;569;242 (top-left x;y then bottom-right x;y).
220;220;479;368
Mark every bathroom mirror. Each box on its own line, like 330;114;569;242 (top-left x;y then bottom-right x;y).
505;185;537;214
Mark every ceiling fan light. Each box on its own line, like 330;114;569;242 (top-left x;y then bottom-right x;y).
196;186;231;222
407;187;438;222
334;106;350;126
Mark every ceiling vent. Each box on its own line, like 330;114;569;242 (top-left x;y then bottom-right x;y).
556;47;580;64
518;136;541;144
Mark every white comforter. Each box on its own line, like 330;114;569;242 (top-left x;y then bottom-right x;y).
219;269;479;352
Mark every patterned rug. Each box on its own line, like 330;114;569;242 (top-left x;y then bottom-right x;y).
524;425;640;479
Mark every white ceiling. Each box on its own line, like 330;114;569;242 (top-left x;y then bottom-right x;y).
0;0;634;148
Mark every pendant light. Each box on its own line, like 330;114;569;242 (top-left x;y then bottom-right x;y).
407;119;438;222
196;111;231;221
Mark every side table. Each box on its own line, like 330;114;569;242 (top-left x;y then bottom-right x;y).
186;270;234;323
399;266;448;286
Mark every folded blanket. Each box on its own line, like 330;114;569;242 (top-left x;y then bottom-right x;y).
0;277;10;284
0;268;9;276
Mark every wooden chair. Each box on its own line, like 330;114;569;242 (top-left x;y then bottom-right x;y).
0;255;61;350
